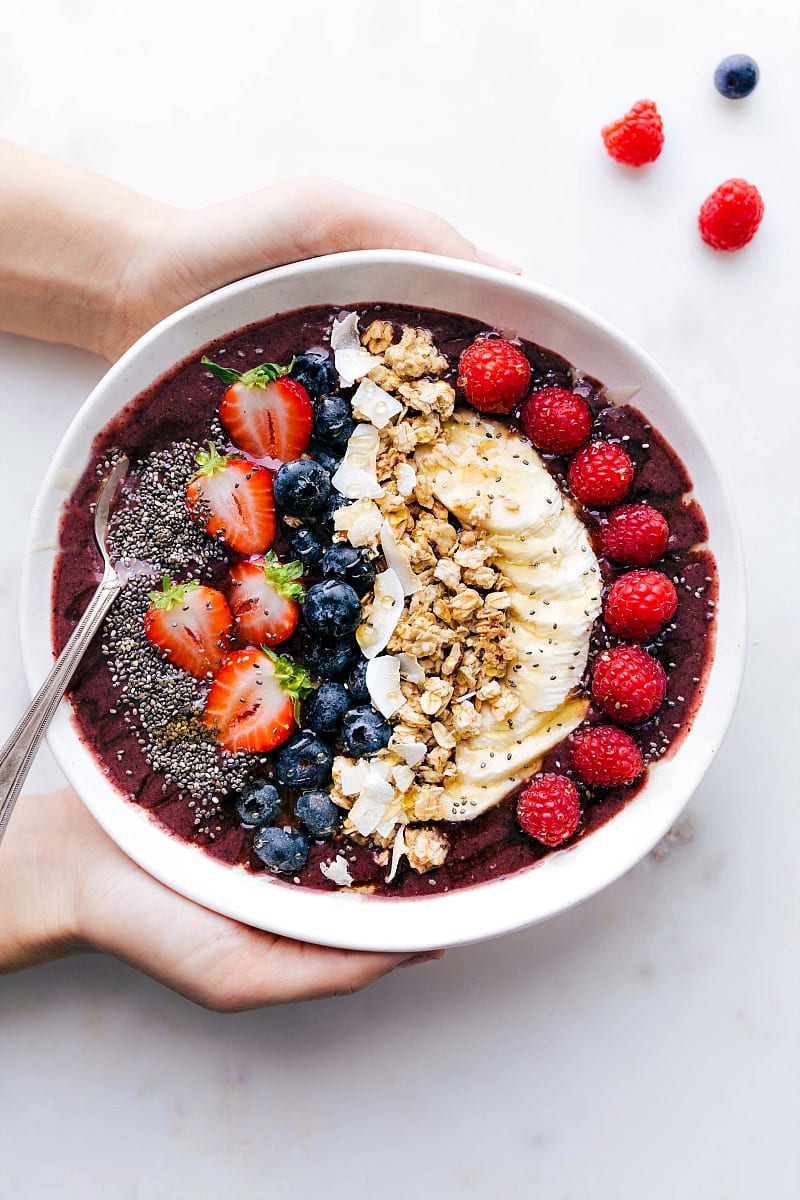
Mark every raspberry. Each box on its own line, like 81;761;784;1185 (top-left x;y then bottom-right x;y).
516;774;581;846
699;178;764;251
605;569;678;641
601;99;664;167
519;386;592;455
568;441;633;508
457;338;531;413
591;645;667;724
572;725;643;788
600;503;670;566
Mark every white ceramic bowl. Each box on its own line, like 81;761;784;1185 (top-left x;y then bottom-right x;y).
20;251;746;951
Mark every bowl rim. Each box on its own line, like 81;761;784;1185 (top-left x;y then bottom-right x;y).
19;250;747;951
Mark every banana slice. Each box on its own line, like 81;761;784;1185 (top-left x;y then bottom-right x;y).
414;408;602;821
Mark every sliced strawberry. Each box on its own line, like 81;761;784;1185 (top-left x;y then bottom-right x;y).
228;552;305;648
202;356;313;462
144;575;233;679
204;647;316;753
186;442;275;555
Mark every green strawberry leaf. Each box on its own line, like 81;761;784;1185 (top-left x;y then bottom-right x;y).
264;649;317;721
148;574;200;610
201;355;296;390
260;551;306;601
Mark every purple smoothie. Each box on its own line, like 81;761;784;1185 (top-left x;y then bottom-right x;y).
53;304;717;897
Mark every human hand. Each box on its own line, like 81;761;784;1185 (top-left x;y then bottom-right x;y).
0;788;439;1009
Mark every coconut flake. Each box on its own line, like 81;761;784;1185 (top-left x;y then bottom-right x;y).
352;378;403;429
320;854;354;887
339;760;370;796
380;520;419;596
334;498;382;548
397;652;425;684
389;739;427;767
366;655;404;718
375;798;405;840
349;772;395;836
392;764;415;792
330;312;382;386
386;828;407;884
332;424;383;500
356;568;405;659
395;463;416;496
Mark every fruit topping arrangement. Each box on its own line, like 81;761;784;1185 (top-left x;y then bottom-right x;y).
56;303;717;896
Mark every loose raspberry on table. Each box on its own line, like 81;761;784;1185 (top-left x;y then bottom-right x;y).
568;441;634;508
591;645;667;724
600;503;670;566
572;726;643;788
457;338;531;413
699;178;764;251
601;99;664;167
605;569;678;641
519;386;592;455
516;774;581;846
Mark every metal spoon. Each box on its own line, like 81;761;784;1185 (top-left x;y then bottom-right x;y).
0;456;129;845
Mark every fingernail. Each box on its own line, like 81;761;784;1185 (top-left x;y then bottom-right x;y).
399;950;445;968
476;248;523;275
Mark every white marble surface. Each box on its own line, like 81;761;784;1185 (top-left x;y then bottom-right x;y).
1;1;799;1196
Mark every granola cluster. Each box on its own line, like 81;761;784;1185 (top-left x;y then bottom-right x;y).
329;319;523;872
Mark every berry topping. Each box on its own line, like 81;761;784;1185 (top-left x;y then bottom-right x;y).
341;705;392;758
600;503;670;566
202;356;313;462
601;99;664;167
605;569;678;641
186;442;276;555
714;54;759;99
591;645;667;724
346;657;371;703
204;648;315;753
520;386;592;454
698;178;764;251
235;780;281;827
288;524;325;568
227;553;304;648
568;441;634;508
516;774;581;846
572;725;644;788
144;576;232;679
303;579;362;639
275;730;333;789
290;350;338;399
273;458;331;518
312;395;356;448
295;790;340;839
320;542;377;598
304;636;361;680
302;681;351;736
457;338;531;413
253;825;309;874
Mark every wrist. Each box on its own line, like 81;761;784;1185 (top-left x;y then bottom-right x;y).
0;789;87;973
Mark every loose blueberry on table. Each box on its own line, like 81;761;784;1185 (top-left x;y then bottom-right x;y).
54;303;718;895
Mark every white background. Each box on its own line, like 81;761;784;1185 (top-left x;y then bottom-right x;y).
1;1;798;1197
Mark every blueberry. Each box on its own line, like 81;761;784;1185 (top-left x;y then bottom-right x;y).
312;395;355;448
321;543;377;598
290;351;338;399
714;54;759;99
253;825;309;874
274;459;331;518
341;705;391;757
275;730;333;788
346;657;370;703
304;636;361;679
309;444;343;476
303;681;351;735
321;491;353;526
235;780;281;827
304;579;362;639
288;524;325;568
295;791;340;839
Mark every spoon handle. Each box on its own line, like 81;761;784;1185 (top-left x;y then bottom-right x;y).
0;569;124;846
